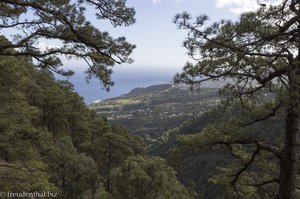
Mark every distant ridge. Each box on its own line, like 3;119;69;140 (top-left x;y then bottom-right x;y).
119;84;172;98
97;79;233;102
117;79;233;98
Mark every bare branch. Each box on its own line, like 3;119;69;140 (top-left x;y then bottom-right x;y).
240;101;283;127
231;147;260;191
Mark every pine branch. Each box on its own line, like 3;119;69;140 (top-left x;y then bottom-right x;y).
240;101;283;127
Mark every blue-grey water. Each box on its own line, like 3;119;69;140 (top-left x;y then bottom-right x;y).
57;65;180;104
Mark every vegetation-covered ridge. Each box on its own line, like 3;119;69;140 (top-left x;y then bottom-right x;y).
89;83;222;144
150;100;285;198
0;41;194;198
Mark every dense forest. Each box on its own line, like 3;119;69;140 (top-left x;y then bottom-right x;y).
0;44;192;198
1;0;300;199
0;0;192;198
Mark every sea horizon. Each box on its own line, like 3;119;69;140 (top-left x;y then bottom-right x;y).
56;65;181;104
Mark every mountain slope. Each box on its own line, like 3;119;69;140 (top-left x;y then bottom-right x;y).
89;84;221;144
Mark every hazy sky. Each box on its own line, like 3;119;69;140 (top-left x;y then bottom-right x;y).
56;0;264;73
48;0;276;102
51;0;269;102
91;0;261;71
2;0;273;73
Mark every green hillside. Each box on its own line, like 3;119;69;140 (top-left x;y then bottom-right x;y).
89;84;221;144
0;43;193;198
149;102;285;198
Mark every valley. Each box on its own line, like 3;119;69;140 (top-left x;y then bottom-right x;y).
89;83;221;144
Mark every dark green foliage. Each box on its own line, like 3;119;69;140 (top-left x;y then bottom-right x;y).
0;1;194;197
149;106;234;198
173;1;300;198
80;124;145;192
0;39;191;198
0;51;141;197
0;0;136;90
44;137;98;199
0;50;58;193
110;155;194;199
151;103;287;198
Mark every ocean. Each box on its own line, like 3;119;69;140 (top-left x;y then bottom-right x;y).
57;65;180;104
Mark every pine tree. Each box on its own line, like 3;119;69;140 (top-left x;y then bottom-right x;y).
110;155;194;199
174;1;300;198
0;41;56;192
0;0;136;90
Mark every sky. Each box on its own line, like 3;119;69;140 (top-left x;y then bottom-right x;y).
1;0;275;74
56;0;268;102
60;0;264;74
2;0;271;102
95;0;262;69
17;0;273;75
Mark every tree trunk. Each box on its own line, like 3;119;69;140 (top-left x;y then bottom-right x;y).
278;68;300;199
105;143;112;193
279;107;299;199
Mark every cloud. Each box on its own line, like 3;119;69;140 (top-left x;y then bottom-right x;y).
215;0;259;14
35;42;59;51
215;0;282;14
170;0;185;3
152;0;185;5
